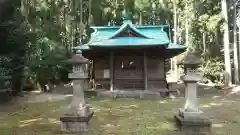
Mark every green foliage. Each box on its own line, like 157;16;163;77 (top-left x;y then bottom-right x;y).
0;56;12;91
0;1;33;95
0;0;233;91
199;58;225;83
0;56;12;76
177;0;223;56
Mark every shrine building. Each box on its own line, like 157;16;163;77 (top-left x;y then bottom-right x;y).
73;11;186;92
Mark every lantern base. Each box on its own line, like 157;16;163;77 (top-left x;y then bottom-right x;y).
60;111;93;132
179;108;207;120
174;108;211;132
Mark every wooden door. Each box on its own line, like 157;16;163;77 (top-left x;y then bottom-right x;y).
114;55;144;90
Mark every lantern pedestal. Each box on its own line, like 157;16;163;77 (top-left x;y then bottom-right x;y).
60;109;93;132
175;109;211;127
175;77;211;130
60;50;93;133
175;53;211;131
60;79;93;132
60;96;93;132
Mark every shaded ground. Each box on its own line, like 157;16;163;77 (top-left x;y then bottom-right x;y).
0;85;240;135
24;92;72;103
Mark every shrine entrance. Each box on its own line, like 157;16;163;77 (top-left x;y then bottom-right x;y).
114;55;144;90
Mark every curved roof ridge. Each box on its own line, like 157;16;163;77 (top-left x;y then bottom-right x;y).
90;24;169;29
135;25;169;28
91;26;121;29
109;22;152;39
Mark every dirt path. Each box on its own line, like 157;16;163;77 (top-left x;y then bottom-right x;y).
1;84;239;118
0;92;72;120
6;83;240;104
22;92;72;103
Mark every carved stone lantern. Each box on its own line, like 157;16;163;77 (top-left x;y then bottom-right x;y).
60;50;93;132
175;52;211;129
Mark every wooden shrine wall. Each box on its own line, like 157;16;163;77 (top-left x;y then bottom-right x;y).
94;56;110;89
147;57;167;90
114;56;144;90
93;54;167;90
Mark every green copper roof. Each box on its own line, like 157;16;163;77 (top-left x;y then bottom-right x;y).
74;42;187;51
88;26;167;42
167;43;186;50
165;43;187;58
89;37;169;47
85;22;170;48
73;17;186;55
109;22;151;39
74;45;90;50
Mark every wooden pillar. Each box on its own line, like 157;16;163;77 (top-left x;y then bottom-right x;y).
144;52;148;90
110;52;114;91
92;60;95;90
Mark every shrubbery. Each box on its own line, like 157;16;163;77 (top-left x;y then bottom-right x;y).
199;57;225;84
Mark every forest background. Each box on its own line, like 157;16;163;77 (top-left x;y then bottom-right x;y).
0;0;238;95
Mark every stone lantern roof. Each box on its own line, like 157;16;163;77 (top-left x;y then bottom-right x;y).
178;52;201;67
66;50;89;64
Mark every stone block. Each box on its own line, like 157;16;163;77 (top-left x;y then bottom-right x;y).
141;91;161;99
116;90;141;98
179;108;206;120
174;114;211;134
175;114;211;126
60;111;94;132
175;108;211;133
68;72;88;79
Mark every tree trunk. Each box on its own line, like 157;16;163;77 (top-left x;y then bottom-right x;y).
185;0;189;48
221;0;232;86
203;31;207;57
88;0;93;25
139;12;142;25
233;3;239;84
79;0;83;44
173;0;178;76
239;27;240;74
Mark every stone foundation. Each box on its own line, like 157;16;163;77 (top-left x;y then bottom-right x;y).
175;115;211;126
174;109;211;132
175;115;211;133
96;90;179;99
60;112;94;132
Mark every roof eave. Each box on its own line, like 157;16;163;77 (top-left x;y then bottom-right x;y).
72;45;91;51
88;43;169;48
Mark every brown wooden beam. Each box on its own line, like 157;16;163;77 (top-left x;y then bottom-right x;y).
110;52;114;91
144;52;148;90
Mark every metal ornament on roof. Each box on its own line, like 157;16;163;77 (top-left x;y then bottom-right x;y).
122;9;130;21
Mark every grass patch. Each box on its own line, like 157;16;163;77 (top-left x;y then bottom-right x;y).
0;97;183;135
1;96;240;135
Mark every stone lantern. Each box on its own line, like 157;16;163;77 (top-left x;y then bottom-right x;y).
60;50;93;132
175;52;211;129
